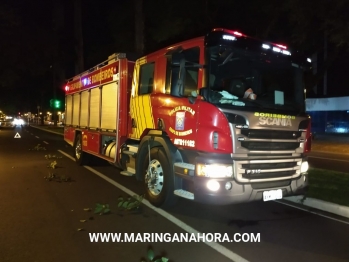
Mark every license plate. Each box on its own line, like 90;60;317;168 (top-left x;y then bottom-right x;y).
263;189;282;201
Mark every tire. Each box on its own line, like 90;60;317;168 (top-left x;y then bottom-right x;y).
143;147;177;207
74;134;90;165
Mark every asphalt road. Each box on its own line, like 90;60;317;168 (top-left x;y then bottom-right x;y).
1;126;349;262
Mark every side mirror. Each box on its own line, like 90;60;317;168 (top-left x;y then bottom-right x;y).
170;52;186;97
188;91;198;104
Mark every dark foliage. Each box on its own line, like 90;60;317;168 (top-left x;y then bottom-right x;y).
0;0;348;113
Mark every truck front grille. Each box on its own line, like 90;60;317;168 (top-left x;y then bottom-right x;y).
241;129;301;139
234;158;302;183
241;141;299;151
241;162;297;169
242;170;294;179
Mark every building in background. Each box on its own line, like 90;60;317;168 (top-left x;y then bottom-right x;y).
306;96;349;134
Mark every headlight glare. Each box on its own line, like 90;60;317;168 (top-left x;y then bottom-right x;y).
207;180;220;191
301;161;309;173
196;164;233;178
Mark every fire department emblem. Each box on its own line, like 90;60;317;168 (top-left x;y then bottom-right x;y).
175;112;185;130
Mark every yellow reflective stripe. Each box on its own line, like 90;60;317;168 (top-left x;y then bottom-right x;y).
129;56;155;139
143;95;154;128
138;95;144;133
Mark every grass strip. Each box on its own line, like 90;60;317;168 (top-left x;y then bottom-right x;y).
306;168;349;206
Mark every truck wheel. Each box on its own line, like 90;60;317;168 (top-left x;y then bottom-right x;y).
143;147;177;207
74;134;90;165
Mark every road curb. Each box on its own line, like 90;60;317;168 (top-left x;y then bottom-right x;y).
284;195;349;219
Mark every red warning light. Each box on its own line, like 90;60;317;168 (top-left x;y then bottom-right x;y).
65;85;70;92
275;44;287;49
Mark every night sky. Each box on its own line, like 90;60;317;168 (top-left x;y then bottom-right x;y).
1;0;349;115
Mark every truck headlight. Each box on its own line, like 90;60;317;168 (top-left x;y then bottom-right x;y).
301;161;309;173
196;164;233;178
207;180;220;191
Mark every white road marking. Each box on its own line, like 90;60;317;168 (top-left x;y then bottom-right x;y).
43;141;49;144
275;200;349;225
35;136;39;139
57;150;249;262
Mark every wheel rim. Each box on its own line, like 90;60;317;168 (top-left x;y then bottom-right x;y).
145;159;164;196
75;139;82;160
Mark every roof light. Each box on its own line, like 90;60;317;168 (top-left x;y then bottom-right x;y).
275;44;287;49
282;50;291;56
262;44;271;49
223;35;236;41
65;85;70;92
232;31;243;36
272;47;281;53
307;58;312;63
270;46;291;55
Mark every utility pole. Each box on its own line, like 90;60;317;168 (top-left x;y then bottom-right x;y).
52;0;66;126
312;52;318;95
37;106;40;125
323;30;328;96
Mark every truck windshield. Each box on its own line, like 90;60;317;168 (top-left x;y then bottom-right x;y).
205;45;306;114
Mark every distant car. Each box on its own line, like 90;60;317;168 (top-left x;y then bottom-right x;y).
0;119;15;129
326;121;349;134
13;118;25;126
47;121;63;126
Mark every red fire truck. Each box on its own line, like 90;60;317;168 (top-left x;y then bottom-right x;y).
64;28;311;207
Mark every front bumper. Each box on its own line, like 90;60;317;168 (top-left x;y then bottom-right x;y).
174;154;308;205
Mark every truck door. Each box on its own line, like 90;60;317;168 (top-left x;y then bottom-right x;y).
166;47;201;149
129;46;202;150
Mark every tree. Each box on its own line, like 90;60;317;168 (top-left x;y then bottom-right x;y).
134;0;144;56
74;0;84;74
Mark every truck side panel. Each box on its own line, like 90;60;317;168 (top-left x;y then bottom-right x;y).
64;56;133;166
64;126;75;146
85;131;100;154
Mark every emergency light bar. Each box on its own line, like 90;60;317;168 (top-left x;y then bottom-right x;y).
222;35;236;41
262;43;291;56
206;29;313;64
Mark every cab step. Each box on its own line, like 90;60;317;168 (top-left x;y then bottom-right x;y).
120;171;134;176
120;167;135;176
174;189;194;200
122;144;139;157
